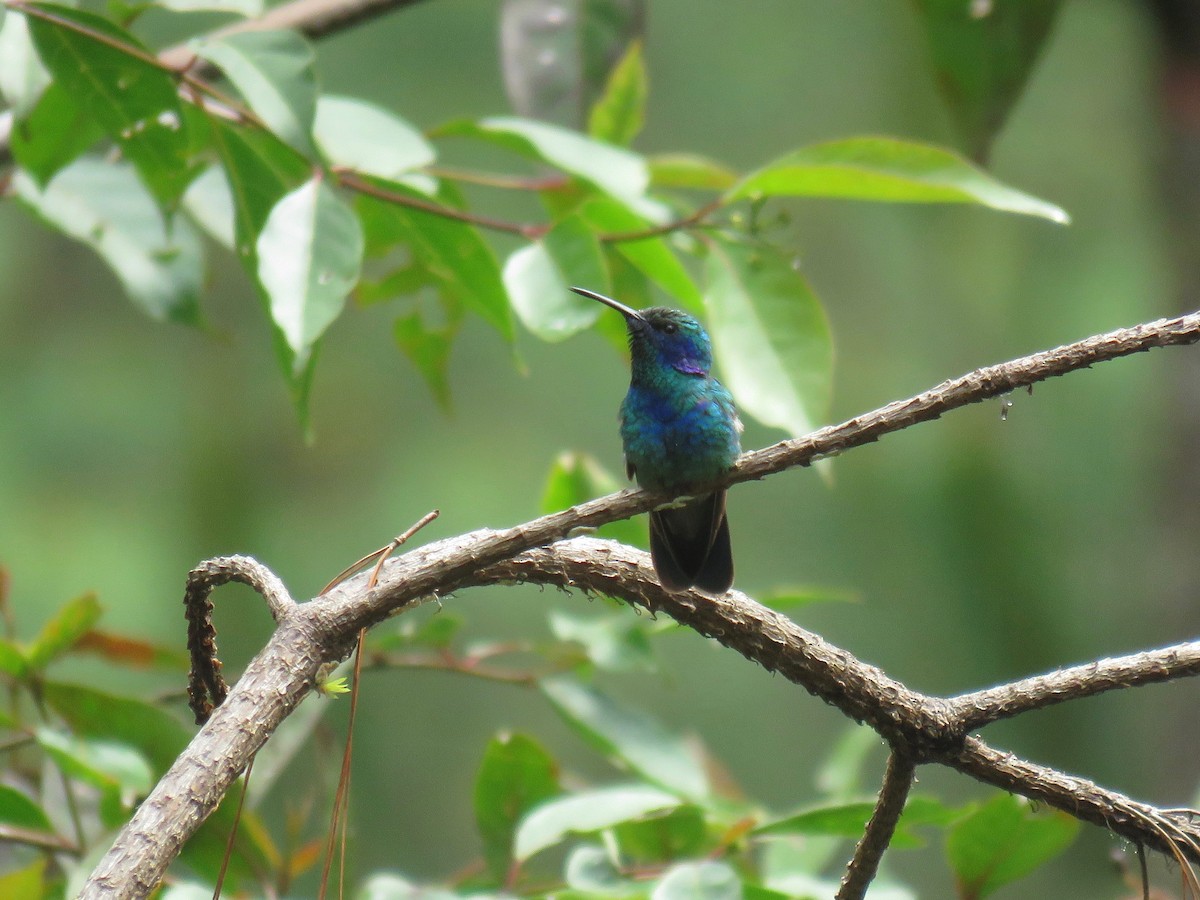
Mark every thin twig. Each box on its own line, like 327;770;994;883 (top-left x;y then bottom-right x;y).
836;751;917;900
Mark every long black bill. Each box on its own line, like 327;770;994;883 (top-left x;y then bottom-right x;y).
570;286;644;321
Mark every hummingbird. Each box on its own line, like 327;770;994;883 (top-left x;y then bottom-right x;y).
571;287;742;594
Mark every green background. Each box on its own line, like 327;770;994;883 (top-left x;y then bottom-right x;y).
0;1;1190;895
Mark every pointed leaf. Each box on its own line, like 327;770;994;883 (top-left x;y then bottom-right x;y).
652;861;741;900
514;784;680;861
0;640;29;678
474;732;560;878
26;592;101;670
16;159;203;324
541;676;709;800
443;116;656;215
393;311;457;411
192;29;317;155
753;801;877;837
946;792;1079;898
588;39;646;146
24;2;191;209
913;0;1063;162
0;785;53;831
705;237;832;439
73;630;189;670
314;95;434;179
504;215;608;341
182;164;236;249
728;137;1068;223
648;153;737;191
36;728;153;797
8;80;105;186
256;177;364;372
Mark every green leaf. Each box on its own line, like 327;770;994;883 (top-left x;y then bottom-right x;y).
256;177;364;373
0;785;53;831
474;732;560;878
514;783;681;861
504;215;608;341
946;792;1079;899
192;29;317;155
24;2;192;210
652;860;741;900
705;237;833;439
540;451;649;548
26;592;101;670
0;858;46;900
728;137;1069;224
314;95;434;179
588;39;646;147
9;80;105;186
0;640;29;678
42;681;190;775
393;307;459;412
15;159;204;324
541;676;709;801
754;801;877;838
354;187;514;341
565;844;639;896
648;153;738;191
616;804;708;864
355;873;461;900
578;196;703;312
443;116;657;216
815;723;880;800
36;728;153;797
0;12;51;116
549;609;654;673
913;0;1063;163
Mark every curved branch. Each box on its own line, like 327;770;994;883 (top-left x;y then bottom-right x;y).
81;312;1200;897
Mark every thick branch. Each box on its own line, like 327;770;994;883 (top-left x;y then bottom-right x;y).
81;312;1200;897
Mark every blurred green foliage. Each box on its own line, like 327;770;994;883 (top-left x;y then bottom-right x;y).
0;0;1190;897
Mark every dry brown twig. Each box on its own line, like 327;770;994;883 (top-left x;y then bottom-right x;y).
76;310;1200;899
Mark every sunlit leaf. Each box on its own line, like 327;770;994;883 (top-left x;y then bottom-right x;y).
159;0;262;15
514;783;680;861
705;236;833;439
728;137;1069;223
0;640;28;678
442;116;658;216
192;29;317;155
504;215;608;341
541;676;709;800
0;12;51;116
256;176;364;373
182;164;236;250
588;39;646;146
652;860;741;900
0;858;46;900
946;792;1078;898
754;801;877;837
355;873;460;900
474;732;560;878
26;592;100;670
24;2;192;209
913;0;1063;162
36;728;153;797
566;844;639;895
314;95;434;179
15;159;204;324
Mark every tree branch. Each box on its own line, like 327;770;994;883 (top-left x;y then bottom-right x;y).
837;751;917;900
81;311;1200;897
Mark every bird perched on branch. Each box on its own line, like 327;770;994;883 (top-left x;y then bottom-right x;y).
571;287;742;594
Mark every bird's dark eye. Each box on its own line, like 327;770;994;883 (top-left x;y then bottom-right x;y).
661;321;678;334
